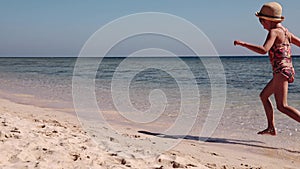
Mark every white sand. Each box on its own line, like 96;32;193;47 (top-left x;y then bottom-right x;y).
0;98;299;169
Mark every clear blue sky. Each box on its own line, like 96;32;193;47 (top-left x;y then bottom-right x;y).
1;0;300;57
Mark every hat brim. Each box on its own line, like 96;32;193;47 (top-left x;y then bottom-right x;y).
255;12;284;22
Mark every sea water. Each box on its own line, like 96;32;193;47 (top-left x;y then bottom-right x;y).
0;56;299;151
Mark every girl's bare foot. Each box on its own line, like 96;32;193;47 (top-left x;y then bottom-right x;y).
257;128;276;136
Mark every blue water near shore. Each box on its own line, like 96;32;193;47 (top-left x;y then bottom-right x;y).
1;56;300;99
0;56;299;150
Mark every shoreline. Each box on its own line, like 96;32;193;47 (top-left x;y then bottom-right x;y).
0;97;299;169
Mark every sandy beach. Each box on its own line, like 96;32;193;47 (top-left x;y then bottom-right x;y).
0;97;299;169
2;0;300;168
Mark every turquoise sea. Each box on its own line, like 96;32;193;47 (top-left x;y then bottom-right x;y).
0;56;299;151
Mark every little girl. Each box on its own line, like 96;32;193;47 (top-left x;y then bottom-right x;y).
234;2;300;135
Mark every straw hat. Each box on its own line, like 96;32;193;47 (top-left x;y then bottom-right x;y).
255;2;284;22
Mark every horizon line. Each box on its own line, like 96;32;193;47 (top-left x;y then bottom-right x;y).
1;55;300;58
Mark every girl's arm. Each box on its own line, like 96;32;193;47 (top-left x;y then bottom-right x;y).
291;33;300;47
234;30;277;55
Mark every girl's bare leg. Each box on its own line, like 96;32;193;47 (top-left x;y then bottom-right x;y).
258;79;276;135
274;73;300;123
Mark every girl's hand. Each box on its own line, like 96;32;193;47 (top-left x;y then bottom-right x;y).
234;40;245;46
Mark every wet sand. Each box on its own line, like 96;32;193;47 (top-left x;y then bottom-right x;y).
0;97;299;169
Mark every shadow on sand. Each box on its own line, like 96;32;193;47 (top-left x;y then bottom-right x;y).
138;130;300;154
